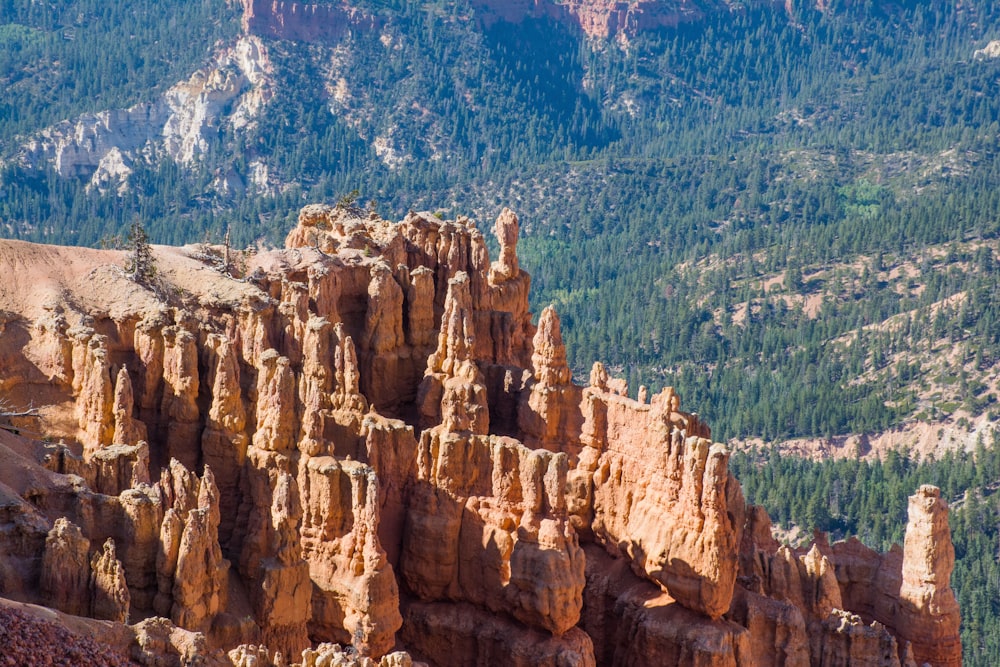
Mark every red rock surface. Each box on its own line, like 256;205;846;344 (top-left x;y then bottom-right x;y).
0;205;962;667
241;0;380;43
468;0;716;39
0;605;139;667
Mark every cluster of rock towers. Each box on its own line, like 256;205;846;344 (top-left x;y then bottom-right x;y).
0;205;961;666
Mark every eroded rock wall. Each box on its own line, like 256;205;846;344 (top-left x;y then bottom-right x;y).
0;204;962;667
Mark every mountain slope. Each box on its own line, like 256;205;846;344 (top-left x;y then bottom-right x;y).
3;0;1000;445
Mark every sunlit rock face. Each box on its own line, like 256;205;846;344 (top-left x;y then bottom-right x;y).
0;204;960;666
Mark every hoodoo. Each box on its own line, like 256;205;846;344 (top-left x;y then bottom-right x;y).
0;205;960;666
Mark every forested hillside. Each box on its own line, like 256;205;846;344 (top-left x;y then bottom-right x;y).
4;0;1000;444
0;0;240;139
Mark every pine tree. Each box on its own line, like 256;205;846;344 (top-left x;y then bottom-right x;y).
124;221;156;285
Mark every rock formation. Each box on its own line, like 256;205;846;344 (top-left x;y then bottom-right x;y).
160;326;201;470
40;517;91;617
0;205;964;667
587;384;739;619
241;0;380;44
298;457;401;657
201;333;250;547
19;35;273;193
112;366;148;447
896;486;962;666
172;466;230;631
468;0;714;40
91;538;131;623
75;332;115;457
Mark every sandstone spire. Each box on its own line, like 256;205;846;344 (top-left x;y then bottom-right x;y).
589;361;609;391
40;517;91;617
800;543;843;618
418;272;489;435
112;366;148;446
333;323;367;413
406;266;436;348
896;485;962;667
133;315;166;420
253;349;297;453
299;457;402;657
518;306;582;455
488;208;520;284
118;485;164;611
202;333;248;445
201;333;249;546
427;272;477;377
249;467;312;658
362;261;405;408
485;208;534;367
298;316;334;456
530;306;572;386
240;369;311;660
160;326;201;469
155;508;184;617
160;457;200;515
91;538;130;623
277;278;310;365
172;466;229;630
75;333;114;457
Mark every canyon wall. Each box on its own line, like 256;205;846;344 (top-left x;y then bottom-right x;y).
468;0;716;40
237;0;798;42
241;0;381;43
0;204;960;666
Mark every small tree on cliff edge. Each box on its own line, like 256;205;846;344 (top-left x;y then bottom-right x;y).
124;220;156;284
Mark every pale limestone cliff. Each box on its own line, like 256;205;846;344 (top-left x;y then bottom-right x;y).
17;36;274;193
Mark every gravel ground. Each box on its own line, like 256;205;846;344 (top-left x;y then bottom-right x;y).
0;606;140;667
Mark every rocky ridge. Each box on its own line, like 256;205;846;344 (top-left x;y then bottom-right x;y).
0;204;961;666
241;0;381;43
468;0;720;40
15;34;273;194
237;0;726;42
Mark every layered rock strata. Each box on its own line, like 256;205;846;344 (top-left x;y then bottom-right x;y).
0;205;961;667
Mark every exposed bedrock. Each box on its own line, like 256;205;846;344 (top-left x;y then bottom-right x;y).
0;205;962;666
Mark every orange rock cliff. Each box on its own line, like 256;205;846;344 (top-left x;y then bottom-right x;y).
0;205;961;666
238;0;785;43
